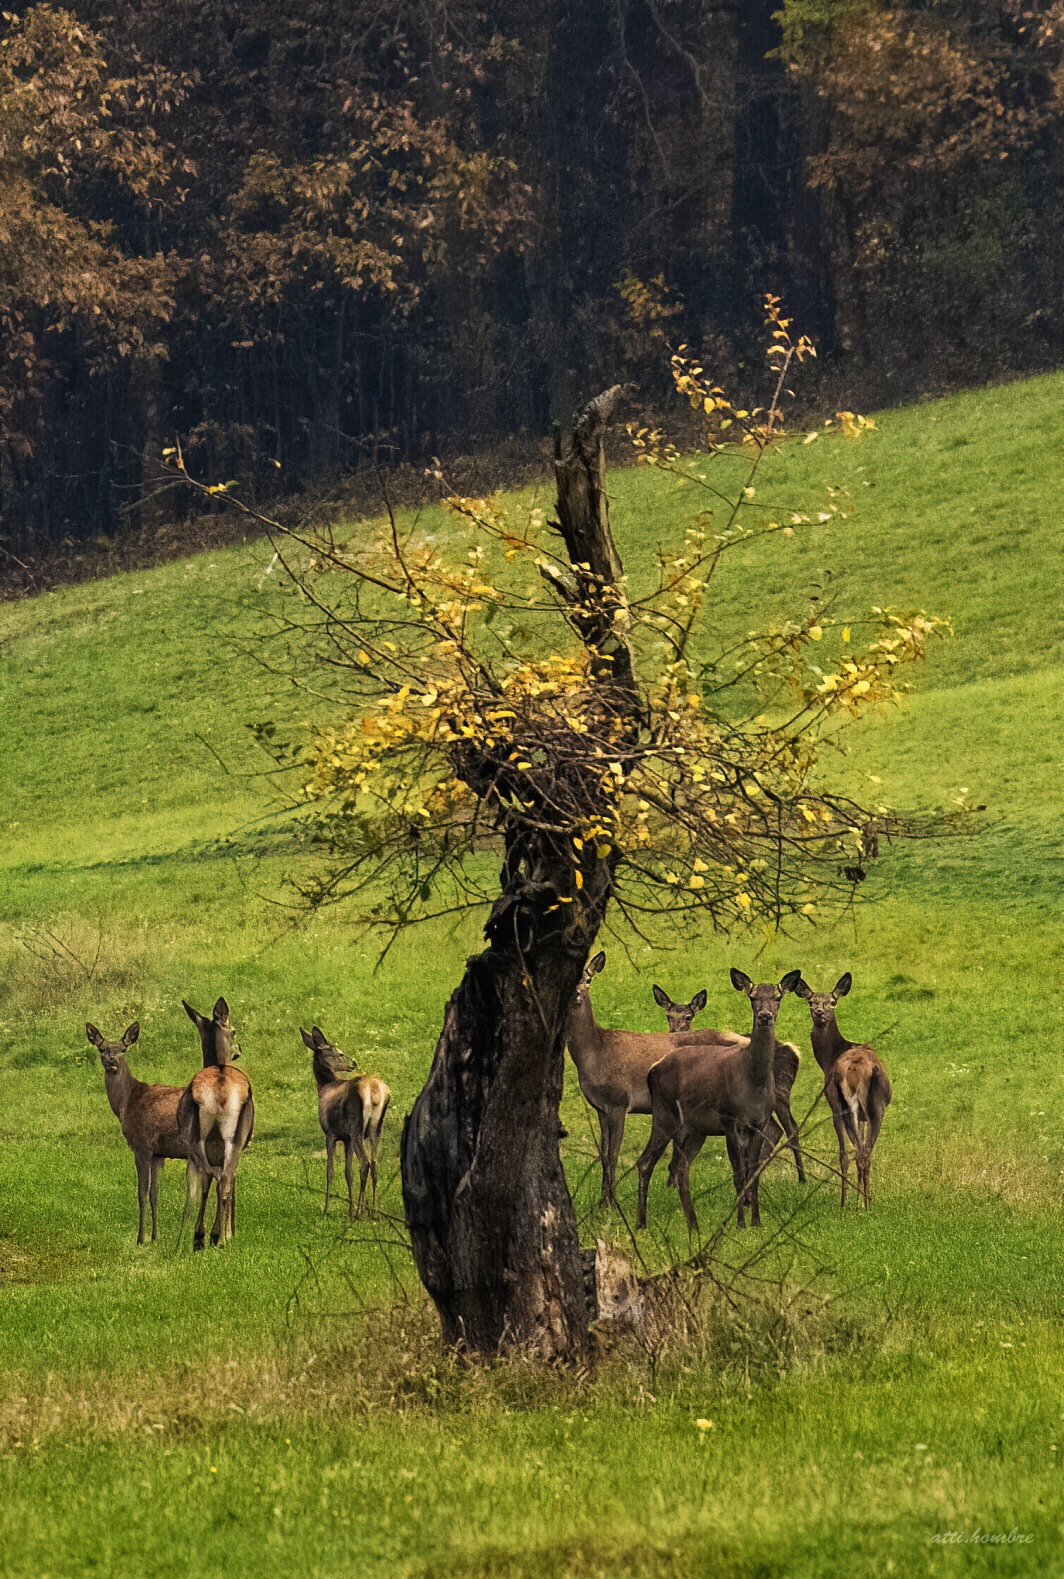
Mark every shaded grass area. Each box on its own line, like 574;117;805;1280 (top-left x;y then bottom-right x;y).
3;372;1064;1572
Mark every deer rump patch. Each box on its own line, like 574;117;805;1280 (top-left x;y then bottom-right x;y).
191;1067;250;1138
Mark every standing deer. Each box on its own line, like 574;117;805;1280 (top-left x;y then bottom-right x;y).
568;952;746;1208
792;972;892;1207
652;983;807;1184
179;997;254;1248
302;1027;391;1217
636;969;802;1233
87;1021;201;1244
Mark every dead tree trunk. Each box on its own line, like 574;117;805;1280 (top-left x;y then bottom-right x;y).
401;387;636;1358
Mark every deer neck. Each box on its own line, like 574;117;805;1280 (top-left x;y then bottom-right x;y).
566;994;603;1072
103;1058;136;1119
312;1052;337;1090
810;1016;850;1072
745;1018;776;1089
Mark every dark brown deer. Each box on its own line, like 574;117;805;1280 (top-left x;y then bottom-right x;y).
568;952;748;1207
636;968;802;1233
652;984;807;1184
793;972;892;1207
87;1021;198;1244
179;998;254;1248
302;1027;391;1217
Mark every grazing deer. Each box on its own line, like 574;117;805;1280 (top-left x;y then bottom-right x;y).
87;1021;198;1245
179;998;254;1248
652;984;807;1184
302;1026;391;1218
636;969;802;1233
793;973;892;1207
568;952;746;1208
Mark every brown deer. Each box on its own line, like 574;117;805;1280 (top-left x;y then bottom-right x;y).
652;983;807;1184
179;997;254;1248
636;968;802;1233
792;972;892;1207
87;1021;201;1244
568;952;747;1207
302;1026;391;1217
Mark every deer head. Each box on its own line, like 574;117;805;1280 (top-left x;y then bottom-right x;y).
573;950;606;1010
300;1025;355;1078
86;1020;140;1074
730;967;802;1031
651;983;707;1032
792;972;851;1029
183;997;241;1066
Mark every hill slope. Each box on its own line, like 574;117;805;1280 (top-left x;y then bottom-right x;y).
2;373;1064;1576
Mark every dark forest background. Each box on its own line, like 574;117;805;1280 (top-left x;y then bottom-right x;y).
3;0;1064;560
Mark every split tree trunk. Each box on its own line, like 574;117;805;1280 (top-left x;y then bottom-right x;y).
401;388;634;1358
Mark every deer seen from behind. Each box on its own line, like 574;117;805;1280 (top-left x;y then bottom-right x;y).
179;997;254;1248
652;983;807;1184
636;969;802;1233
302;1026;391;1218
793;973;892;1207
87;1021;193;1245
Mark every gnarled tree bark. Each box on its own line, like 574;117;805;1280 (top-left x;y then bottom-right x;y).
400;387;635;1357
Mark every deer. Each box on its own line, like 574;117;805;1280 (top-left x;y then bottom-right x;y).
301;1026;391;1218
636;968;802;1234
87;1021;202;1245
178;997;255;1248
792;972;892;1207
652;984;807;1184
568;952;749;1208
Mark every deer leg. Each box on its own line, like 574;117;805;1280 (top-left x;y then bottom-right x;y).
149;1158;163;1243
745;1124;775;1230
668;1130;704;1189
343;1140;356;1218
324;1136;336;1215
674;1146;700;1237
594;1108;614;1206
774;1093;806;1184
832;1111;851;1208
604;1109;626;1209
135;1155;150;1246
368;1133;380;1215
725;1127;746;1229
187;1164;210;1251
636;1117;674;1229
862;1103;885;1208
210;1174;232;1247
352;1135;370;1218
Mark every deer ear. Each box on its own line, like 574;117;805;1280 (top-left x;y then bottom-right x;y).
833;972;852;999
652;984;670;1008
311;1026;329;1050
791;976;814;1001
123;1022;140;1047
691;989;707;1013
183;1000;206;1029
300;1028;316;1051
589;952;606;976
730;967;753;995
779;969;802;996
86;1023;103;1047
213;997;230;1025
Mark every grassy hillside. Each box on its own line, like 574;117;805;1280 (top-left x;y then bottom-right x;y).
3;373;1064;1575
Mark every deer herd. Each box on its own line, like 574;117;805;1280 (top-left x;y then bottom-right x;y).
88;962;891;1246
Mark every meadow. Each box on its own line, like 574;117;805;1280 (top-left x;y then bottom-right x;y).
2;373;1064;1576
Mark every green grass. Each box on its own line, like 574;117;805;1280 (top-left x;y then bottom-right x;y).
4;371;1064;1574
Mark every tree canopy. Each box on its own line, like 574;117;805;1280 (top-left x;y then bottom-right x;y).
4;0;1064;561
